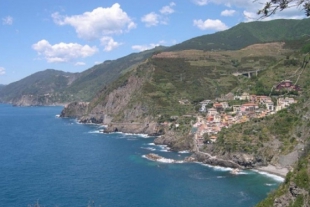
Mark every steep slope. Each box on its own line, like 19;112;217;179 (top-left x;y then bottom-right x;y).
65;46;166;101
61;41;296;145
59;30;310;205
0;46;165;106
168;18;310;51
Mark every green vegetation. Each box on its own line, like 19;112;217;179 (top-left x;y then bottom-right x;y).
0;47;165;104
256;154;310;207
168;19;310;51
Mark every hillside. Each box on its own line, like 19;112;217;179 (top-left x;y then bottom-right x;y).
168;18;310;51
0;69;78;106
61;40;301;137
61;35;310;205
0;46;165;106
64;46;166;101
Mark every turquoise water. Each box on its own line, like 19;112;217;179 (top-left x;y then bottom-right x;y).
0;104;282;207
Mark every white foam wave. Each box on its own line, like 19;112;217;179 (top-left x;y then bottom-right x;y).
141;147;156;151
157;158;175;163
147;143;155;146
88;130;101;134
265;183;276;186
178;150;190;154
237;171;249;175
142;155;184;164
158;145;170;152
252;170;284;182
55;114;60;117
200;163;233;172
217;176;225;179
113;132;150;138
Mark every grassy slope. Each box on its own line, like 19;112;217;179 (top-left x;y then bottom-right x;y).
168;18;310;52
66;46;166;101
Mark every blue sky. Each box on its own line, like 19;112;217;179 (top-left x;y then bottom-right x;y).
0;0;306;84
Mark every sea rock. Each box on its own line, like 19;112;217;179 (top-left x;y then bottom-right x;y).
154;130;193;151
104;121;160;135
60;102;89;118
187;152;243;169
144;153;183;163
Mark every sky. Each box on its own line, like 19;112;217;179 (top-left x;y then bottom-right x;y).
0;0;306;85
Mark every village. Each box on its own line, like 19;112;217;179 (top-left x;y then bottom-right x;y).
191;80;300;148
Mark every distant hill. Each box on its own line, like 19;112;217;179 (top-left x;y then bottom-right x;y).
0;69;78;105
0;46;166;105
168;18;310;51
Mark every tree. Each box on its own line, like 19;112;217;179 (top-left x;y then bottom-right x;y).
257;0;310;17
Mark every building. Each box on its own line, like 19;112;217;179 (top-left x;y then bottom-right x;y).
240;103;259;113
275;80;301;92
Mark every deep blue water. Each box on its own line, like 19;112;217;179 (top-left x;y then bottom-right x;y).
0;104;282;207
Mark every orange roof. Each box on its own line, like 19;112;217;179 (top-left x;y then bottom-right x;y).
242;103;258;106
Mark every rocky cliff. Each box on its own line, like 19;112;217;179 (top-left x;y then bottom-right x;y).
60;64;163;135
60;102;89;118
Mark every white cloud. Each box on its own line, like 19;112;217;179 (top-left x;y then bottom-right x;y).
2;16;13;25
142;2;176;27
132;43;160;52
160;2;176;14
193;19;228;31
75;62;86;66
193;0;208;6
221;9;236;16
141;12;160;27
0;67;5;75
32;39;98;63
100;36;122;51
192;0;305;21
52;3;136;40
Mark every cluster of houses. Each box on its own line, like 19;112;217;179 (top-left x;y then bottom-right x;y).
193;91;297;146
275;80;301;92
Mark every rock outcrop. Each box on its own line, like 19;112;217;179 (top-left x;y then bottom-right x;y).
60;102;89;118
273;182;308;207
154;130;194;151
186;152;243;169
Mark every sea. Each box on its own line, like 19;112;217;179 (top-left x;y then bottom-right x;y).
0;104;283;207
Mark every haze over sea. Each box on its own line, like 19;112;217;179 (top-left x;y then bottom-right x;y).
0;104;283;207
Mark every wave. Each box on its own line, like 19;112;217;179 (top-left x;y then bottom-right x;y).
158;145;170;152
147;143;155;146
252;170;284;182
178;150;190;154
88;130;102;134
199;163;250;175
112;132;150;138
217;176;226;179
142;155;184;164
141;147;156;151
265;183;276;186
55;114;60;118
199;163;233;172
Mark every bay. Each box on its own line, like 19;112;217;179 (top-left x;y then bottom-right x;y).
0;104;281;207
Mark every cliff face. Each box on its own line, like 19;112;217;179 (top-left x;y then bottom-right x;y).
60;102;89;118
61;65;162;135
154;130;194;151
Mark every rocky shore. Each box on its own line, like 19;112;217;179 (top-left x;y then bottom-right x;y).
60;101;289;178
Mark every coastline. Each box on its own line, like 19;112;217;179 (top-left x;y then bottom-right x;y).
254;165;288;179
